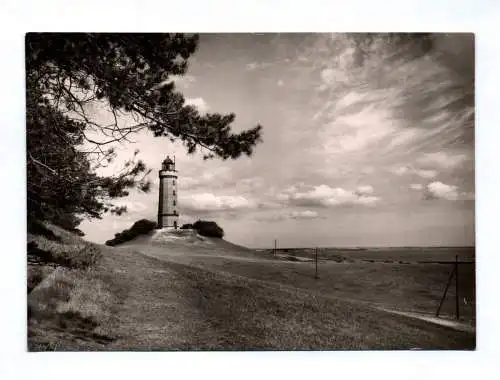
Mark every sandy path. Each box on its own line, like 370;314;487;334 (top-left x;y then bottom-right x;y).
99;247;215;350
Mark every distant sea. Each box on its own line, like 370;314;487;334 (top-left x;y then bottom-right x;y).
257;246;476;263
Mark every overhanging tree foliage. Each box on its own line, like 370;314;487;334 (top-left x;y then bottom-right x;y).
26;33;263;231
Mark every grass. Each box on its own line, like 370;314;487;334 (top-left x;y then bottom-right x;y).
183;258;476;322
92;251;474;350
28;226;476;350
160;261;473;350
28;265;123;351
28;234;101;270
27;222;119;350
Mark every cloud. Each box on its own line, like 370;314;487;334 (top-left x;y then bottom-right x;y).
111;200;147;213
152;75;196;91
180;193;256;212
355;185;374;195
425;181;459;200
460;192;475;201
184;97;209;114
389;165;437;178
417;152;468;169
255;209;322;221
390;166;411;176
320;68;334;83
246;62;259;71
277;184;380;207
290;210;320;219
245;62;272;71
300;33;474;181
412;181;473;201
277;79;285;87
174;74;196;89
239;177;265;192
178;176;203;190
317;101;396;155
414;169;438;179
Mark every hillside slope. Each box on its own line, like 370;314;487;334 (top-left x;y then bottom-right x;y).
28;228;475;350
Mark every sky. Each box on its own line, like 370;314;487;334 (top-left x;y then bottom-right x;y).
79;33;475;248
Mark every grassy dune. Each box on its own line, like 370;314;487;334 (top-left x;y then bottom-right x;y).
27;227;475;350
28;223;120;350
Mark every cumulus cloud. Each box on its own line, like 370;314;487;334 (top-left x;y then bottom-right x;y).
277;184;380;207
184;97;209;114
180;193;256;212
425;181;459;200
409;183;424;190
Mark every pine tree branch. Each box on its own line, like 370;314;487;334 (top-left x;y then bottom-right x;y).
28;152;58;175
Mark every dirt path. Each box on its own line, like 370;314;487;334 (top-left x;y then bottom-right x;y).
98;247;216;350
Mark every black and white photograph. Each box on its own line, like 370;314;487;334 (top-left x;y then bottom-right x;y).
25;32;477;351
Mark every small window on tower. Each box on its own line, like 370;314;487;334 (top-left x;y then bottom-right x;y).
173;190;176;196
173;200;176;206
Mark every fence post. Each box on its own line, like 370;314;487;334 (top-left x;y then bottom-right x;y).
315;247;319;279
455;255;460;321
436;264;456;318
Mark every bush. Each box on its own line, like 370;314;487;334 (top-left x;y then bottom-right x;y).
105;219;157;246
192;220;224;238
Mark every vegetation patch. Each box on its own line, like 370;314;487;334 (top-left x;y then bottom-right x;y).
28;237;101;270
28;267;118;351
192;220;224;238
105;219;157;246
27;222;119;351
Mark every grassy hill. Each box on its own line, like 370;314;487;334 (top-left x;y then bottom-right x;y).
27;224;475;350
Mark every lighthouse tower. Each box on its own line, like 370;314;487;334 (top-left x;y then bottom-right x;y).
158;155;179;229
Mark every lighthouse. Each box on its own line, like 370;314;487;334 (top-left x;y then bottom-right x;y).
157;155;179;229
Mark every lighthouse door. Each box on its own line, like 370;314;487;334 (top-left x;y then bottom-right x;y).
174;221;178;229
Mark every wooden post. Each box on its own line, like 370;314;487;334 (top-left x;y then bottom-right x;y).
455;255;460;321
436;264;456;318
315;247;319;279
